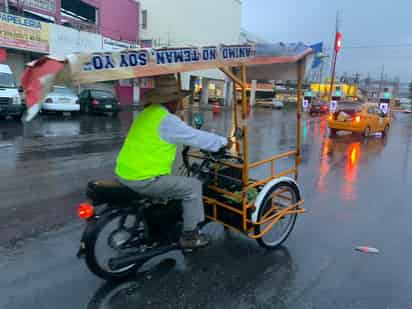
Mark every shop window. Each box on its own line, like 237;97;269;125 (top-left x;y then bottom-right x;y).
61;0;98;24
141;9;148;30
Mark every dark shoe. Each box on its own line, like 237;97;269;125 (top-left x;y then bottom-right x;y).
179;229;209;250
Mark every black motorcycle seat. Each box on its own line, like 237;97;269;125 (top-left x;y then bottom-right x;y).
87;179;144;204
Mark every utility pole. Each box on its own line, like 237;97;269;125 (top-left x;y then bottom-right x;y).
4;0;9;13
328;11;342;102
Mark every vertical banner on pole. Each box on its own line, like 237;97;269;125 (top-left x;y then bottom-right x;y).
379;103;389;115
303;99;309;111
329;100;338;113
334;32;343;53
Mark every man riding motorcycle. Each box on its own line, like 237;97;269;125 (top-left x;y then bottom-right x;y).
115;74;228;250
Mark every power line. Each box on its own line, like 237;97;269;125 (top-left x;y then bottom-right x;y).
324;43;412;51
344;43;412;49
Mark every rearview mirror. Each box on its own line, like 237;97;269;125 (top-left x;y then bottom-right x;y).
194;113;204;129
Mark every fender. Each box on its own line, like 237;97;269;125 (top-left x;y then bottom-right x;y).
252;177;302;223
77;218;99;258
77;208;128;258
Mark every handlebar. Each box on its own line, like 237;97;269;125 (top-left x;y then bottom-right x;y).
200;147;227;160
182;144;243;172
180;143;244;185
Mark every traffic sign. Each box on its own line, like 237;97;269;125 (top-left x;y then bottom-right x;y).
303;99;309;109
330;100;337;113
379;103;389;115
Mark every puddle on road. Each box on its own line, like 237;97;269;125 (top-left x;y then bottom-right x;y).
86;227;296;309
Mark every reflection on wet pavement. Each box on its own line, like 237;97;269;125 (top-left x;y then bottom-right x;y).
1;108;412;309
1;112;134;139
86;232;296;309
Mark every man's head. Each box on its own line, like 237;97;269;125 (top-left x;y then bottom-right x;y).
141;74;190;113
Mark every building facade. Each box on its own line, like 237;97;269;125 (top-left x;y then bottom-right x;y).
139;0;242;105
0;0;140;43
0;0;139;104
0;0;243;105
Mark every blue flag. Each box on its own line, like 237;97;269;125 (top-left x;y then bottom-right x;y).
310;42;323;68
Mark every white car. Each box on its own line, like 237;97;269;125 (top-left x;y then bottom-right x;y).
42;86;80;113
272;99;284;109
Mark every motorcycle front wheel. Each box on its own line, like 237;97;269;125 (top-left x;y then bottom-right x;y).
84;211;149;281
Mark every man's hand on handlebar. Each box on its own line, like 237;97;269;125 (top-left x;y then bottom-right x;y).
184;137;238;162
199;144;227;160
212;145;227;159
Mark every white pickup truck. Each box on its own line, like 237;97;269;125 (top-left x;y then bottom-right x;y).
0;64;24;120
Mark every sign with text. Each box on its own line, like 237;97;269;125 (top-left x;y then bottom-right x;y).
329;100;337;113
82;45;256;73
0;12;49;53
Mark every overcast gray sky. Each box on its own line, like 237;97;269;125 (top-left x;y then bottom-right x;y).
242;0;412;82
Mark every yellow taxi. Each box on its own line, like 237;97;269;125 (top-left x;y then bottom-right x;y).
328;102;391;137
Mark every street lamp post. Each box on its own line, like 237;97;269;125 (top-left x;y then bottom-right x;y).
328;32;342;102
328;11;343;103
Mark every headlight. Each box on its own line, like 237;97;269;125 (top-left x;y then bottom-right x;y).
12;96;21;105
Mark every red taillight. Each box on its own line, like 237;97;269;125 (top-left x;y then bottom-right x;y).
323;105;328;110
78;203;94;219
45;98;53;103
355;115;361;123
92;99;99;106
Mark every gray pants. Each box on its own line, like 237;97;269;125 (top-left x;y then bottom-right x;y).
119;176;204;231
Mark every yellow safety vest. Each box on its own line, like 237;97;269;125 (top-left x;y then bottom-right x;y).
115;104;177;180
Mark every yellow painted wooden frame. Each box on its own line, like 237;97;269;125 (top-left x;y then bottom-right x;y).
189;62;306;239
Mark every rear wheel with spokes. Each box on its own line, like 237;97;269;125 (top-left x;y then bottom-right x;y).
255;182;300;250
85;212;149;280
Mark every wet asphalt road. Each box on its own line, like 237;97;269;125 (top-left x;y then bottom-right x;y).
1;108;412;309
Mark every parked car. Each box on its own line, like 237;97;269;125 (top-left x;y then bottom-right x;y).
328;102;391;137
42;86;80;114
0;64;24;120
272;99;284;109
309;101;329;115
400;102;412;112
79;89;120;116
255;98;283;109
